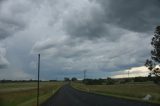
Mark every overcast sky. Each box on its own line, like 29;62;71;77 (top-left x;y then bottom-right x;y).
0;0;160;80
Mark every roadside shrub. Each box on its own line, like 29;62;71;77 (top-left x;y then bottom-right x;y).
106;78;115;85
71;77;77;81
134;77;148;82
83;79;105;85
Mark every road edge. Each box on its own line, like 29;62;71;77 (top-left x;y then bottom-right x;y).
40;85;64;106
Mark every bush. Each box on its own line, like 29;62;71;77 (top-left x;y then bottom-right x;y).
134;77;148;82
106;78;115;85
64;77;70;81
83;79;105;85
71;77;77;81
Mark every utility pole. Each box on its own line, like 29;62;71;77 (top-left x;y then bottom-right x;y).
128;70;130;78
37;54;40;106
84;70;87;80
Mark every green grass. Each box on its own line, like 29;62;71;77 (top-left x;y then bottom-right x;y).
71;82;160;104
0;82;64;106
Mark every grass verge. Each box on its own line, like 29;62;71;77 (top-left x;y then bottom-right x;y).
0;82;64;106
71;82;160;104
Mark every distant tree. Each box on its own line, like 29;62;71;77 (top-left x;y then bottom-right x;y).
83;78;105;85
71;77;77;81
106;77;115;85
134;77;148;82
145;26;160;83
64;77;70;81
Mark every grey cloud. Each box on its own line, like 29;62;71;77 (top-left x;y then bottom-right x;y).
63;0;107;39
63;0;160;40
0;19;25;39
0;0;32;70
99;0;160;33
32;37;90;59
0;0;156;79
32;31;150;72
0;63;8;69
0;0;4;5
0;0;30;40
31;0;154;73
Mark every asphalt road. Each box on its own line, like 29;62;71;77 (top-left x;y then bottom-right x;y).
41;85;159;106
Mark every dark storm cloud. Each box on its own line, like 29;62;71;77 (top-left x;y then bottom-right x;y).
0;0;156;79
0;0;27;40
64;0;160;39
0;0;29;70
0;19;25;40
63;1;108;39
0;0;4;4
104;0;160;33
31;0;153;74
0;63;8;68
